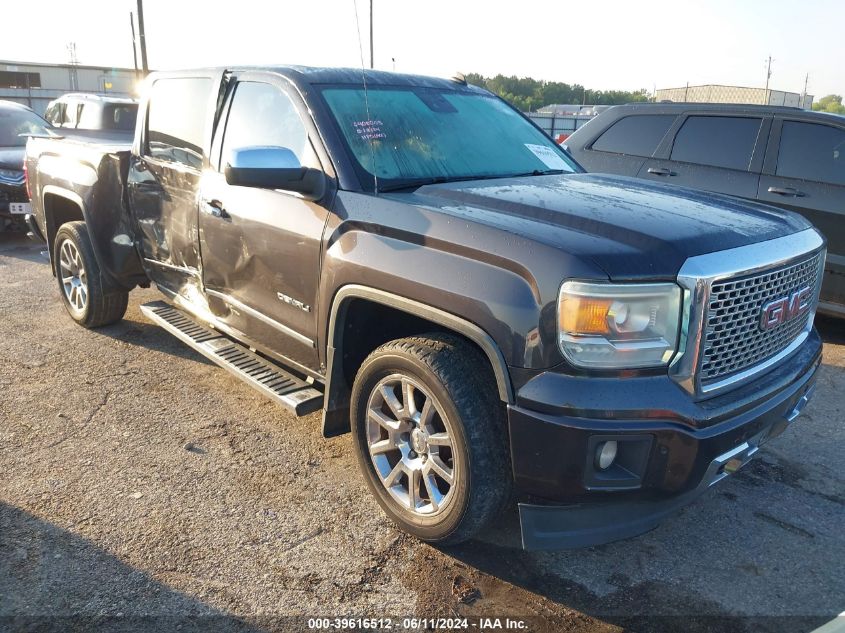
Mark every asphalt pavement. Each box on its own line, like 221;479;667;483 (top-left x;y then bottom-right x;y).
1;231;843;633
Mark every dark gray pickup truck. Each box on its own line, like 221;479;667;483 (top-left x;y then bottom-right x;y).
26;66;825;550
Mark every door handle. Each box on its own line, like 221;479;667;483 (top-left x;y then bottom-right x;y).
767;186;805;197
647;167;676;176
200;198;230;219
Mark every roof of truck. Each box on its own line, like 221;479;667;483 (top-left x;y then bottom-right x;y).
153;66;486;92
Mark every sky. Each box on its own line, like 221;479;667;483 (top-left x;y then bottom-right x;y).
1;0;842;98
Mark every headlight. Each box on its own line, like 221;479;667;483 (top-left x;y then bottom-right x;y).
558;281;682;369
0;168;24;182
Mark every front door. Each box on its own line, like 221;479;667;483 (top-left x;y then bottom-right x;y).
198;74;331;372
127;75;216;298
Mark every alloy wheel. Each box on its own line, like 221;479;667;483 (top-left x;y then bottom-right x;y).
59;239;87;314
365;374;457;516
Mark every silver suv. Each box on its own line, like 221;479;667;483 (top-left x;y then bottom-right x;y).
44;93;138;132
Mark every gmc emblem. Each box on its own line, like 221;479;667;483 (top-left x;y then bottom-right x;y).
759;286;812;331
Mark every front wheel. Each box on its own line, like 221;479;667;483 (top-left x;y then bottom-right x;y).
351;333;512;545
54;221;128;328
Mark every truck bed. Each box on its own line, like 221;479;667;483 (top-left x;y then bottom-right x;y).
25;129;146;289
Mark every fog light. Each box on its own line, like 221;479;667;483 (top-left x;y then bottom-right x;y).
595;441;618;470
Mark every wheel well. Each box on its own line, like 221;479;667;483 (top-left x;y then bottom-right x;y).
322;296;508;437
44;193;84;269
339;299;465;387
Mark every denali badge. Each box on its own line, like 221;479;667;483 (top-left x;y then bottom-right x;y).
759;286;812;331
277;292;311;312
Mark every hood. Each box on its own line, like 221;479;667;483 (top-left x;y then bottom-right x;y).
0;146;25;171
402;173;811;279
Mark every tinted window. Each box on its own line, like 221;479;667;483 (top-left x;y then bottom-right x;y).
591;114;675;156
670;116;762;170
106;104;138;131
776;121;845;186
220;82;308;169
147;77;212;169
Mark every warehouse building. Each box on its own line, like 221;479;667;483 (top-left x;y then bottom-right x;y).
0;59;138;115
654;84;813;109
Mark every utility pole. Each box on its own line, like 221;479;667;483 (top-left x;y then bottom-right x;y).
136;0;149;76
67;42;79;91
764;55;773;102
802;73;809;109
130;12;140;82
369;0;374;69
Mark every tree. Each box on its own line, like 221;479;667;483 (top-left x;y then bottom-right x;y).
464;72;650;111
812;95;845;115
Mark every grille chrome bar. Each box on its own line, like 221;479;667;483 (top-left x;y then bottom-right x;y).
670;229;825;398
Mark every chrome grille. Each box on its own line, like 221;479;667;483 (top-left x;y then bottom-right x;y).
700;252;822;383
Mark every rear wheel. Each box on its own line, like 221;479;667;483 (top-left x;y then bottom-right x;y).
351;333;511;545
54;222;128;328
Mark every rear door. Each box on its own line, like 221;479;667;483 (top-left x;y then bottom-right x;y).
127;72;218;298
638;114;770;200
758;117;845;309
198;72;333;372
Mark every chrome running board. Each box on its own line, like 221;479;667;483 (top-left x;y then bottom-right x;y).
140;301;322;416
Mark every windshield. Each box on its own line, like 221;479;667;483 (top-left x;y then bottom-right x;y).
321;85;579;190
0;108;51;147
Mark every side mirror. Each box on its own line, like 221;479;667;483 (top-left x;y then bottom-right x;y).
224;146;325;200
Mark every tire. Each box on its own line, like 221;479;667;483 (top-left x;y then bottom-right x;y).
54;221;128;328
351;333;512;545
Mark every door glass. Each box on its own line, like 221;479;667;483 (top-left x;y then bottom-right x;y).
591;114;676;156
220;81;308;170
146;77;212;169
776;121;845;186
64;102;80;128
78;103;98;129
670;116;762;170
44;103;60;125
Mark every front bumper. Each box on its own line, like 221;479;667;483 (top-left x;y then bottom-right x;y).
509;329;822;550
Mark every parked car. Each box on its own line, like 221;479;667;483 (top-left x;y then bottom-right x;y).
26;67;824;550
44;93;138;132
0;100;51;229
564;103;845;316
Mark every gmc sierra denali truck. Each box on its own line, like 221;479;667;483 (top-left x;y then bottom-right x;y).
26;67;825;550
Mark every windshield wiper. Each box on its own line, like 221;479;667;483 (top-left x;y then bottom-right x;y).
378;171;566;193
378;176;453;192
508;169;568;177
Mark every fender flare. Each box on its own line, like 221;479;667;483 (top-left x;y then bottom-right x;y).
321;284;514;437
41;185;86;260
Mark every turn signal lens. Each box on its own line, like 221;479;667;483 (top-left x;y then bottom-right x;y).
559;296;612;335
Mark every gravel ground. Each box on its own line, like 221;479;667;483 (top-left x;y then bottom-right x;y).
1;232;843;633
